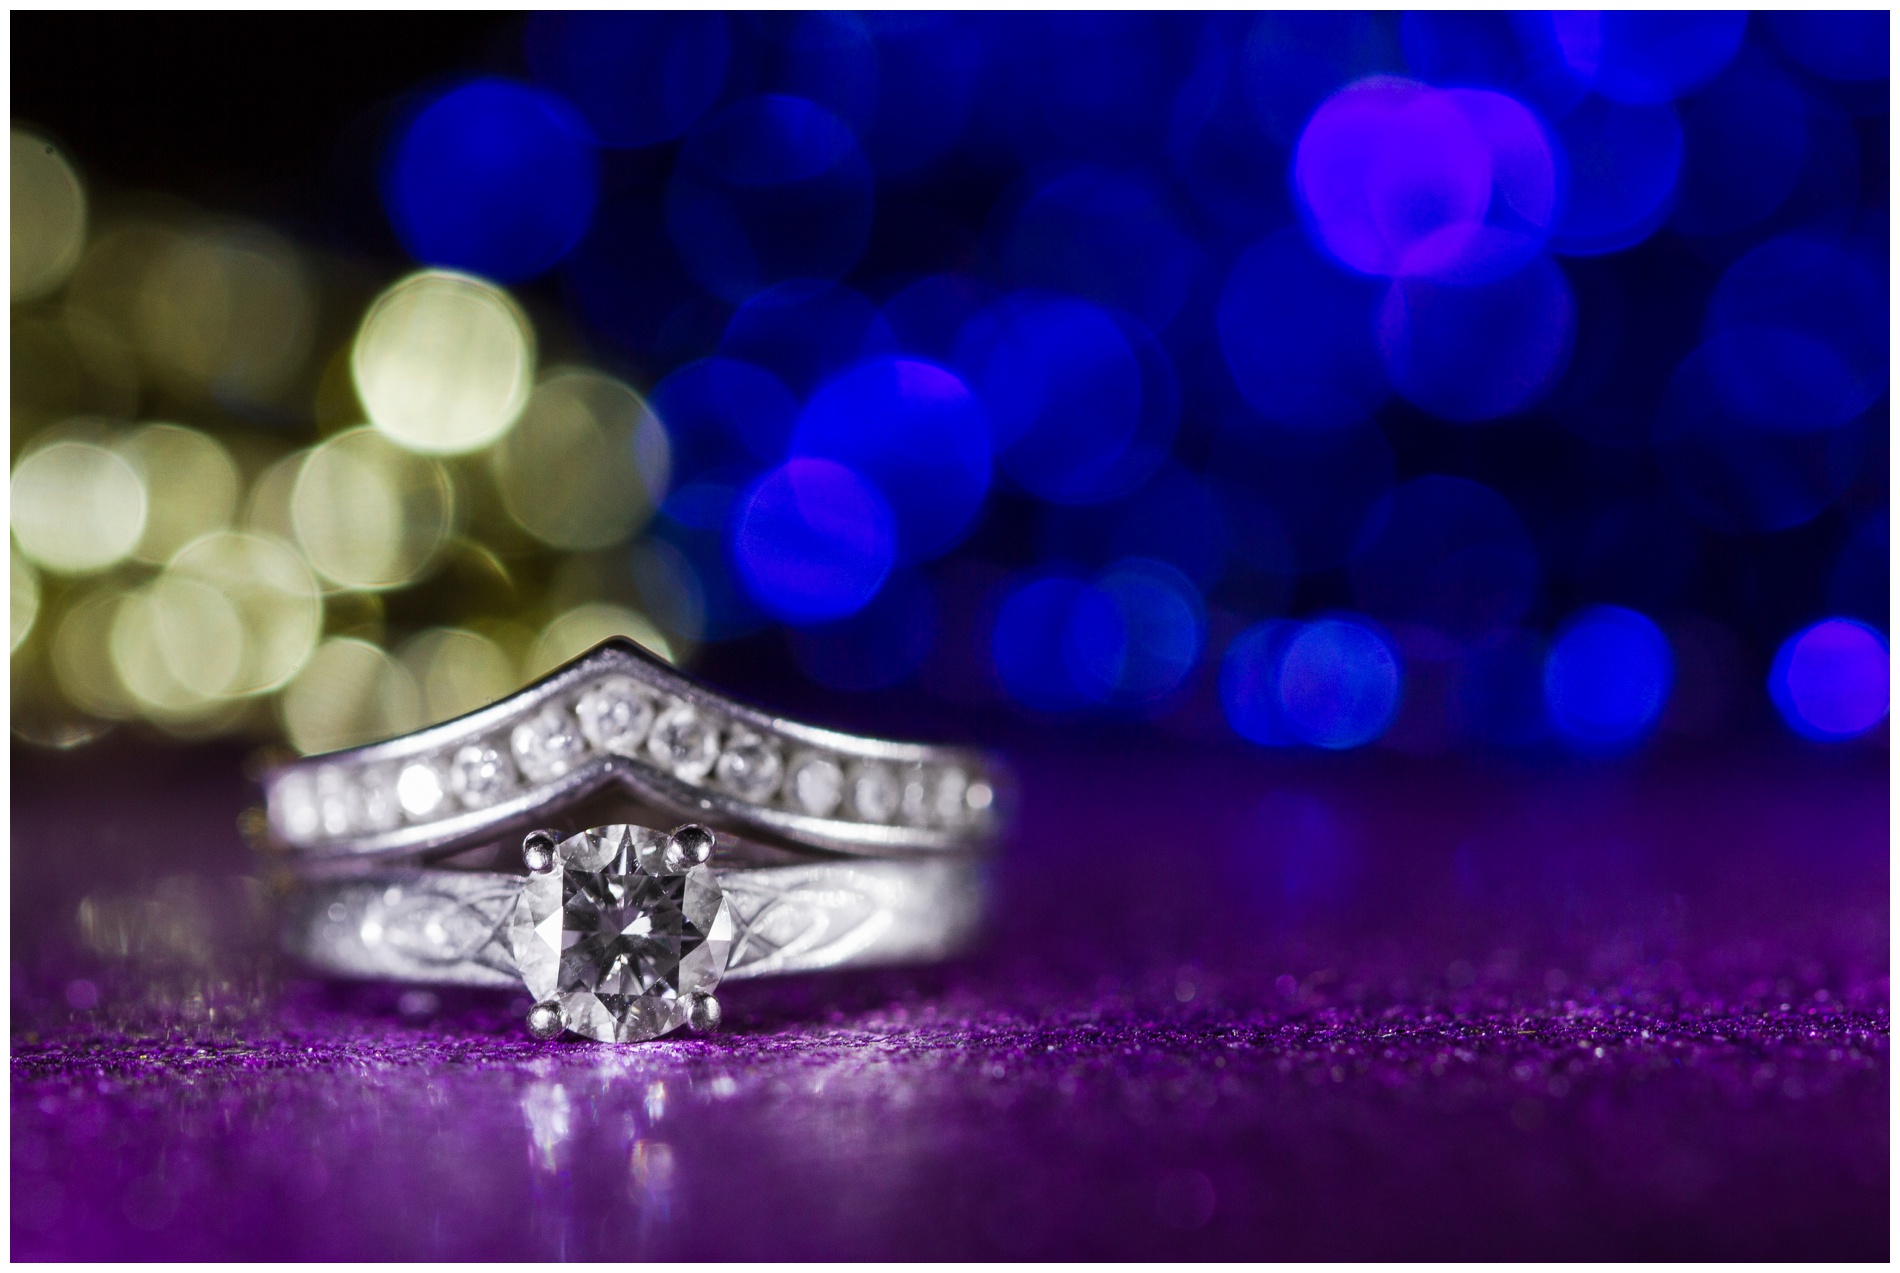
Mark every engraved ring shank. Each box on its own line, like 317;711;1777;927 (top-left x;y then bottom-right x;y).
282;857;984;990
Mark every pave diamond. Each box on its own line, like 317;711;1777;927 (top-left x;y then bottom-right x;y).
355;766;404;832
448;742;514;808
647;702;720;781
715;732;784;802
508;825;732;1043
848;762;900;823
512;706;589;783
274;771;320;843
575;676;656;756
785;753;843;816
396;760;449;820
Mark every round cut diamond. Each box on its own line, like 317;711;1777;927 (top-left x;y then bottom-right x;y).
396;760;448;819
848;762;900;823
507;825;732;1043
448;742;514;808
575;677;656;756
273;771;320;843
716;733;784;802
355;766;404;832
647;702;719;781
313;767;355;838
785;753;844;816
512;706;588;782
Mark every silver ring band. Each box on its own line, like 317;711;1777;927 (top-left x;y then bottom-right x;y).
262;637;1006;862
282;825;983;1043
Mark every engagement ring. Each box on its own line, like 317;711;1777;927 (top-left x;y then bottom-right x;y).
281;822;984;1043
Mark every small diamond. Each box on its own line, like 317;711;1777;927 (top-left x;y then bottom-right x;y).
932;766;970;826
512;706;589;783
647;702;720;781
716;732;784;802
274;771;320;843
848;762;900;823
314;767;355;838
356;767;403;832
396;760;448;820
576;677;656;756
966;779;995;817
785;753;843;816
449;742;515;808
507;825;732;1043
899;766;932;826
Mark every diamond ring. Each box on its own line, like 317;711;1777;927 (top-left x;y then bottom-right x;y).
261;637;1006;863
280;822;984;1043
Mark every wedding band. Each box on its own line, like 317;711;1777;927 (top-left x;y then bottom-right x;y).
281;822;984;1043
262;637;1006;863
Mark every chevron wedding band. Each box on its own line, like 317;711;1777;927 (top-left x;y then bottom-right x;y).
280;822;984;1043
262;637;1006;863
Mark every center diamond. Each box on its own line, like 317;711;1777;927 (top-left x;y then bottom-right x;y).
507;825;732;1042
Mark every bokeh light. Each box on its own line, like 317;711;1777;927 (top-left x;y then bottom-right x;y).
12;542;42;653
1769;618;1890;742
730;459;896;624
493;370;670;551
527;603;674;679
291;427;454;591
791;357;991;563
11;127;86;302
957;293;1174;505
50;586;139;720
165;531;322;697
1543;605;1673;749
651;356;799;491
1375;254;1573;422
114;424;240;565
1066;558;1205;706
719;280;894;400
1764;11;1889;83
7;13;1889;764
386;78;597;283
989;575;1110;715
1276;617;1401;749
1669;47;1809;239
1704;233;1886;428
524;12;729;148
665;95;874;301
1219;620;1304;746
11;439;147;575
1549;11;1745;104
352;270;535;456
1218;227;1389;431
134;223;313;405
400;627;518;727
1547;96;1683;256
280;637;422;756
1294;78;1557;284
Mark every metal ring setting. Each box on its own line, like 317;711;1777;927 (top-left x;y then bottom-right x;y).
263;637;1005;862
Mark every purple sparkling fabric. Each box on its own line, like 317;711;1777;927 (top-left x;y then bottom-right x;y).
11;738;1888;1259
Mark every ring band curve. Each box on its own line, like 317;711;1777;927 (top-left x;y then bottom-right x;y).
282;850;984;992
262;637;1007;863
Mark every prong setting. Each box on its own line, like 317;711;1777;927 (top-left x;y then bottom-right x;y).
525;999;566;1040
663;824;715;874
686;992;722;1033
522;829;560;873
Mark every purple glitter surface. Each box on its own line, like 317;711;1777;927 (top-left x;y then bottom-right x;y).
10;738;1888;1259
